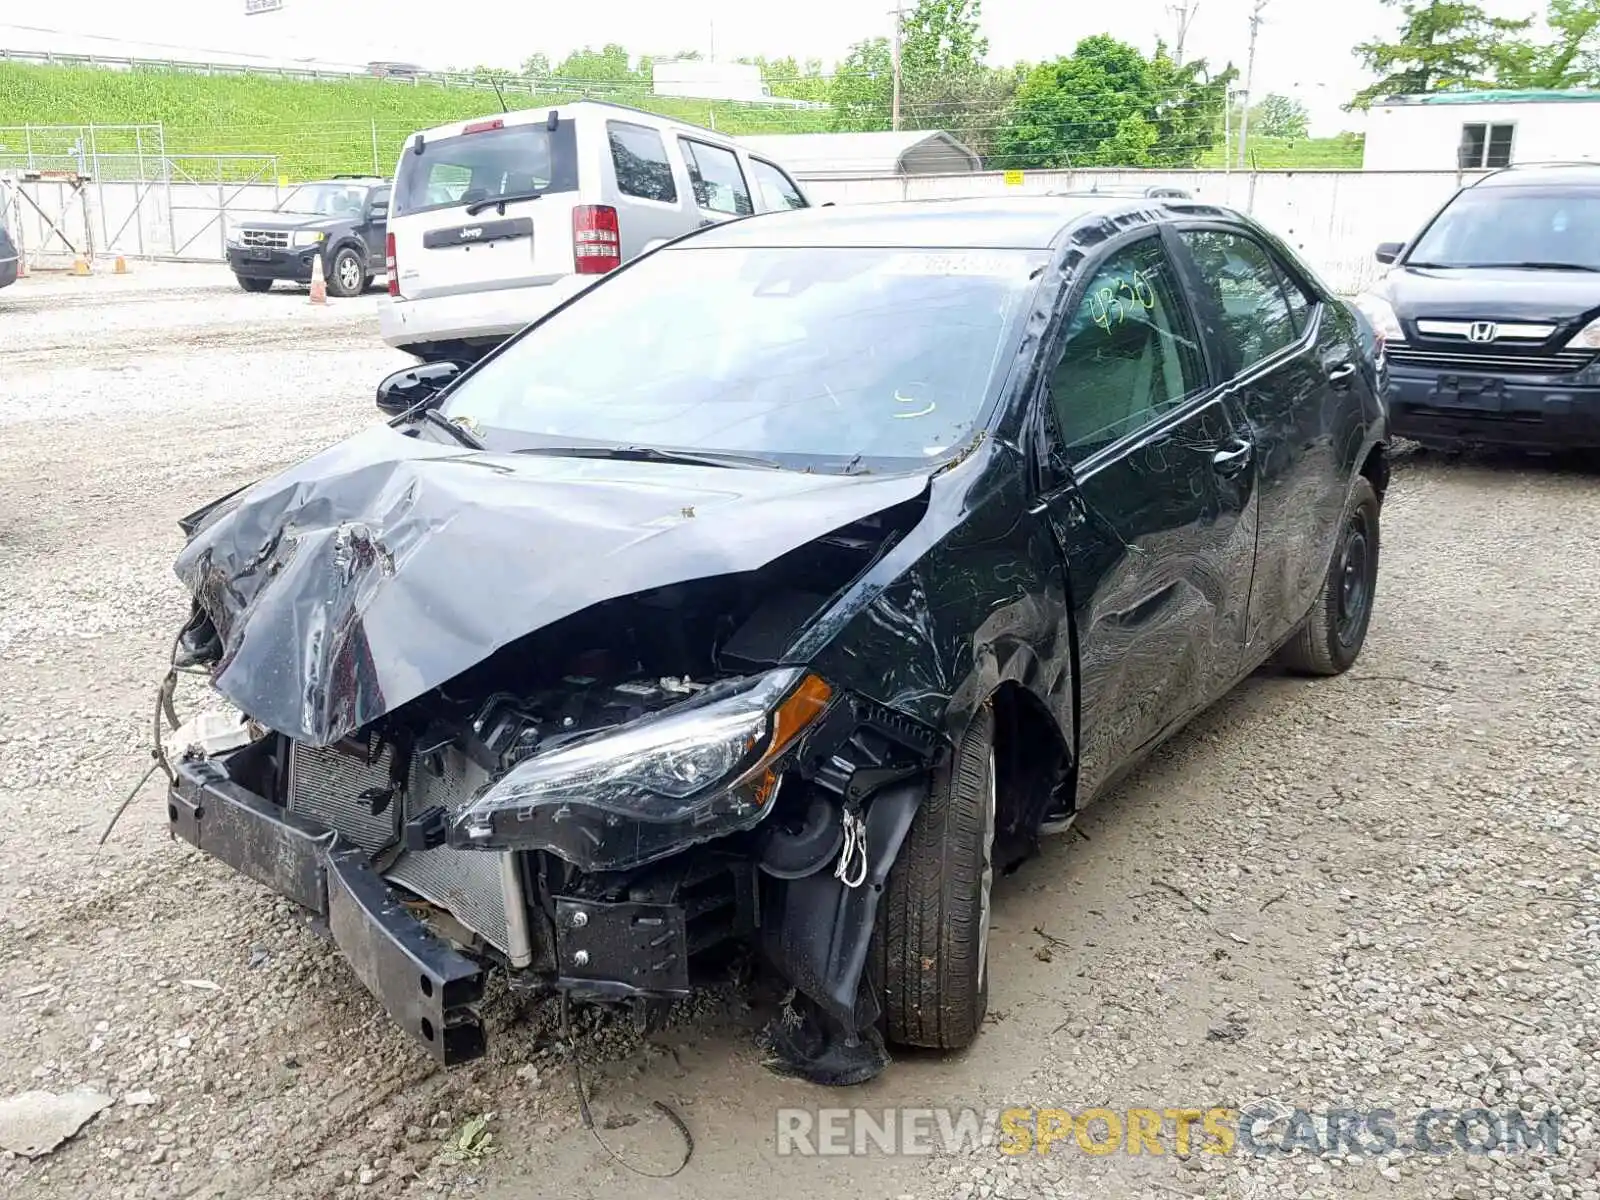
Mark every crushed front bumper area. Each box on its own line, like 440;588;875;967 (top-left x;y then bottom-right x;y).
169;757;488;1064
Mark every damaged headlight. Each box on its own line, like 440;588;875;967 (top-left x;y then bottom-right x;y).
449;668;833;871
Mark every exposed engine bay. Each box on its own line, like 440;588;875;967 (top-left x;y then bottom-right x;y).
165;481;950;1085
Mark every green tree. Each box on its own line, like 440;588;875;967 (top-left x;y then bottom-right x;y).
991;35;1230;169
553;44;643;89
739;55;831;103
829;37;894;130
1250;93;1310;138
1517;0;1600;85
1350;1;1534;107
520;53;551;79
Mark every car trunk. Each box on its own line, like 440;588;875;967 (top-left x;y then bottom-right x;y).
390;118;582;302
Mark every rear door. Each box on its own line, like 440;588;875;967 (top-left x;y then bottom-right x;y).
389;116;582;301
676;136;755;228
1032;230;1260;804
604;119;694;260
1171;224;1365;655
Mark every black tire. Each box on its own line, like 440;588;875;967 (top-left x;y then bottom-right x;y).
326;247;365;298
236;275;272;293
874;704;996;1051
1277;476;1381;676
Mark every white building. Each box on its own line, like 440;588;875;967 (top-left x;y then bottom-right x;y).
1362;89;1600;171
651;60;769;104
736;131;983;179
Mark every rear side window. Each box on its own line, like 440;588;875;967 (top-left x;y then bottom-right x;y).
678;138;753;216
608;121;677;203
750;159;807;211
1179;230;1300;370
393;121;579;217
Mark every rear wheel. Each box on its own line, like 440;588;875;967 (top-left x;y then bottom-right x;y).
236;276;272;293
1277;476;1381;676
327;247;365;298
874;704;996;1051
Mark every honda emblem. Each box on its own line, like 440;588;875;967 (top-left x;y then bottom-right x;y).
1467;320;1498;343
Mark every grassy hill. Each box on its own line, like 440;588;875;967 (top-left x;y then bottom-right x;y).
0;62;834;180
1198;133;1365;170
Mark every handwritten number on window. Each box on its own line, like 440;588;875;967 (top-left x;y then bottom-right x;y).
1089;268;1159;333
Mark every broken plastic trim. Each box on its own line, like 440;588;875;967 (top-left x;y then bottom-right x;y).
445;669;834;871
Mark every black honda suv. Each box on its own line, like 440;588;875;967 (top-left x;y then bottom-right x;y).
226;176;390;297
1353;163;1600;450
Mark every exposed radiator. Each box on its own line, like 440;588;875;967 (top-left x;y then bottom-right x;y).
287;741;512;952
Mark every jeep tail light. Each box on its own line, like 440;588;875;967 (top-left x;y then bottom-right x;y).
572;205;621;275
385;231;398;297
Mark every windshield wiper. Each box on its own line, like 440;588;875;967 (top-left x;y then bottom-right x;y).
408;408;486;450
513;444;785;470
1488;260;1600;273
464;192;544;216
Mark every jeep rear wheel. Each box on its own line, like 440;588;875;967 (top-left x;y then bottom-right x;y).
874;704;996;1051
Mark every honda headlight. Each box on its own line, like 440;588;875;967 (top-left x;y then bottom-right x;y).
292;230;326;248
1351;291;1404;347
449;669;834;871
1567;314;1600;351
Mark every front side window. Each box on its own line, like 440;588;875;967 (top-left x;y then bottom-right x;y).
1459;122;1515;169
276;183;368;218
1180;230;1301;370
750;159;808;211
678;139;754;216
439;245;1047;469
608;121;677;203
1049;237;1205;457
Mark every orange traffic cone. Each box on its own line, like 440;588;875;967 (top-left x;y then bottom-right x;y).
72;256;90;276
308;253;328;305
114;255;129;274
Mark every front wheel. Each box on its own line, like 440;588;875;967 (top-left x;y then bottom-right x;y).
874;704;996;1051
236;275;272;293
326;247;365;298
1277;476;1381;676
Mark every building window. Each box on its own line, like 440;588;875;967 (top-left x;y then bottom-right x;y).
1459;122;1514;169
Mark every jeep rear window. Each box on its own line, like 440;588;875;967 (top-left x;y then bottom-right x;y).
393;120;580;217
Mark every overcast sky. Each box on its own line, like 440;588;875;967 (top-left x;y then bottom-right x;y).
0;0;1549;136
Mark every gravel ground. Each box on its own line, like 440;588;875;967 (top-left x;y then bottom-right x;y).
0;266;1596;1200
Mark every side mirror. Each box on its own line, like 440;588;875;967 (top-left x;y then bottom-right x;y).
369;203;388;221
1375;241;1404;265
377;361;464;416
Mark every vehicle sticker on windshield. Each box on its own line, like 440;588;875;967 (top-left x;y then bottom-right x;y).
880;251;1023;277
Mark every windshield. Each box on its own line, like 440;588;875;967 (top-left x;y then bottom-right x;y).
277;183;369;217
393;120;579;217
1408;187;1600;269
438;245;1046;469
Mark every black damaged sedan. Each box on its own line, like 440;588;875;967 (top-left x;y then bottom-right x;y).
165;196;1388;1085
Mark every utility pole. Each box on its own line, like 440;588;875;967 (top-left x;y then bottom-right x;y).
889;3;906;131
1236;0;1267;168
1168;1;1198;66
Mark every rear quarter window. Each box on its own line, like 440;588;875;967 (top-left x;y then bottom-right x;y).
393;120;580;217
608;121;678;204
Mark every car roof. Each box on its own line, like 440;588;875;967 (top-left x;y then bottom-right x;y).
678;195;1239;251
1473;162;1600;189
406;99;734;146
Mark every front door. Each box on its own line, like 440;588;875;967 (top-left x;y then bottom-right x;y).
1033;232;1260;805
364;186;390;276
676;137;755;229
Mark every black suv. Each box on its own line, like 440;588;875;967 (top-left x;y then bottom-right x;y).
226;176;390;297
1354;163;1600;451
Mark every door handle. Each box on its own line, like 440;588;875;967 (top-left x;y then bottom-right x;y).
1327;362;1357;387
1211;439;1254;479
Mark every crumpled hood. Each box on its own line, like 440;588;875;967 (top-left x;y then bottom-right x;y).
174;424;929;746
